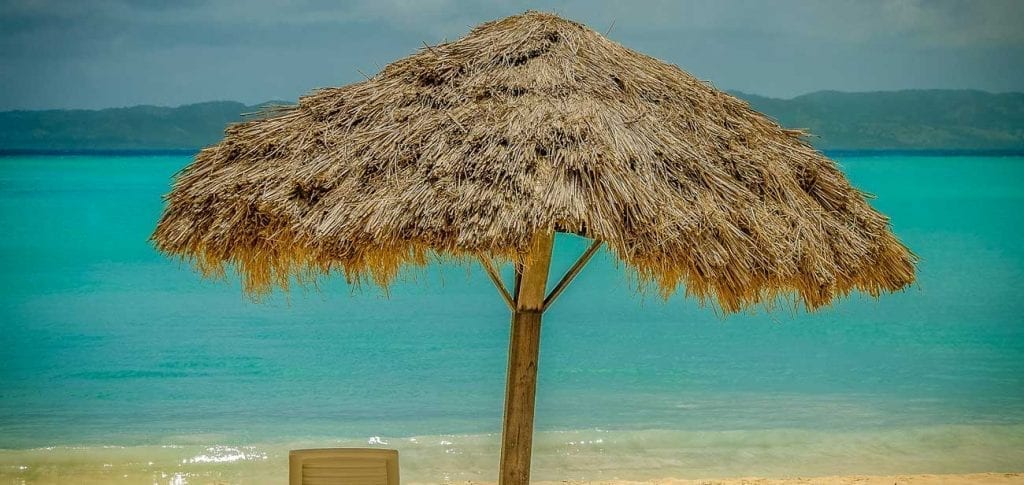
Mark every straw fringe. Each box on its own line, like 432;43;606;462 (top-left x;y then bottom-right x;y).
152;11;916;312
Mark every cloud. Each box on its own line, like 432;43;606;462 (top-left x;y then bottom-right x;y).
1;0;1021;109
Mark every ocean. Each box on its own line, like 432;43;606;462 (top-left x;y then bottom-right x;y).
1;152;1022;483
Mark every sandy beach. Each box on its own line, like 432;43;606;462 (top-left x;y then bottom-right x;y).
4;472;1023;485
464;474;1024;485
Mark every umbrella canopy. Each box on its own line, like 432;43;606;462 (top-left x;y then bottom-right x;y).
152;10;916;484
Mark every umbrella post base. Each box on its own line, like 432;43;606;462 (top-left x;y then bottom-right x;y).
499;309;543;485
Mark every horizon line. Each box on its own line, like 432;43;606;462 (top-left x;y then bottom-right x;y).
2;87;1022;113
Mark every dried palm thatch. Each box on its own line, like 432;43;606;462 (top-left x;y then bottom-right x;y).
152;11;916;312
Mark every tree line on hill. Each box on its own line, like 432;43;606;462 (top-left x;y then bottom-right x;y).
1;90;1021;151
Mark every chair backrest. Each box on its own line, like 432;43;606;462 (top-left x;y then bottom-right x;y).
289;448;400;485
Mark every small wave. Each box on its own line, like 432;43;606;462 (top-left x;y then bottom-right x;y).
184;445;267;464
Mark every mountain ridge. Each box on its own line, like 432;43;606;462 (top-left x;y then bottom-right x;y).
2;90;1022;150
731;89;1024;150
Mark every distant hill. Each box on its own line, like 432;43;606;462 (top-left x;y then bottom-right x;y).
0;101;267;151
734;89;1024;150
1;90;1022;151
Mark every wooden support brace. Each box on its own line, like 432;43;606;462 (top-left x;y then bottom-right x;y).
512;263;522;307
479;256;515;311
542;239;602;312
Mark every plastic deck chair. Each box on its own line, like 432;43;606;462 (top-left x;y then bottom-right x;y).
289;448;400;485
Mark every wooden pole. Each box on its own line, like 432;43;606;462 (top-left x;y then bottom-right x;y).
499;231;554;485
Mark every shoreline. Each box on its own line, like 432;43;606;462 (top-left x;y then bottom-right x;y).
2;472;1021;485
464;475;1024;485
516;475;1024;485
3;424;1024;483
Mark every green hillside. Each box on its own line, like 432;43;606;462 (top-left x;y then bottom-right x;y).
0;101;256;150
1;91;1022;150
735;90;1024;150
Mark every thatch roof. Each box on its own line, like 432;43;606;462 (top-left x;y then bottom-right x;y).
152;11;916;312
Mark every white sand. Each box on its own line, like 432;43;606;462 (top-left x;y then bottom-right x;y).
454;474;1024;485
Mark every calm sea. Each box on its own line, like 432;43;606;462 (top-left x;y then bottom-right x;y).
1;153;1022;483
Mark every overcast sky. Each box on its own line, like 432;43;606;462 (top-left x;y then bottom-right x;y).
1;0;1022;110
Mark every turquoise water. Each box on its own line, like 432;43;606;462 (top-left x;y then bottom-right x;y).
1;153;1023;482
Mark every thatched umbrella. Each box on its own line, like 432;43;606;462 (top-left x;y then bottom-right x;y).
152;11;916;484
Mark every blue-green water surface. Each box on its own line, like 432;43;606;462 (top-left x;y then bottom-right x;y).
0;153;1022;482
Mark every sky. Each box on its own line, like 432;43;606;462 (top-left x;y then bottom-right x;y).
1;0;1022;110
